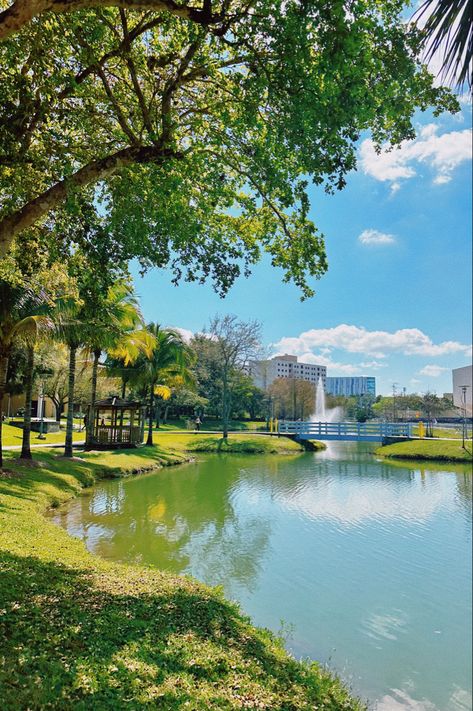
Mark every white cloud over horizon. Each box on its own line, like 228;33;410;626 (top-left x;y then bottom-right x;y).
273;324;472;360
360;124;472;191
358;229;396;246
418;364;450;377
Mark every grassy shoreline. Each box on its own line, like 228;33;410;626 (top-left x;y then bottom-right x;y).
0;443;360;710
155;432;320;455
376;439;472;462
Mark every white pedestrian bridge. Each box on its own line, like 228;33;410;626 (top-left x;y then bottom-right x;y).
278;420;412;442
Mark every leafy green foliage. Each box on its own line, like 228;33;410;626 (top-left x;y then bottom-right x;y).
131;323;194;443
0;2;458;295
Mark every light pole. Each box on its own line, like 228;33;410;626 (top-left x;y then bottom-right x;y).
392;383;399;422
460;385;470;449
37;378;46;440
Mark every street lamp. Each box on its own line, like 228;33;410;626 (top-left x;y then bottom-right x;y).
37;378;46;439
460;385;470;449
392;383;399;422
36;366;53;440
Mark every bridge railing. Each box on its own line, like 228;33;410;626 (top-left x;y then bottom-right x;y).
278;421;412;439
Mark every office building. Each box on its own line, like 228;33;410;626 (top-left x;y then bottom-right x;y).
452;365;472;416
249;354;326;390
325;376;376;398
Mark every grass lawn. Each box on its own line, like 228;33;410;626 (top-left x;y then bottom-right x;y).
411;424;468;440
376;439;473;462
152;431;313;455
2;422;85;448
155;419;268;432
0;447;362;710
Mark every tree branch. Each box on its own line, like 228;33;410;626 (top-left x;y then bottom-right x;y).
0;144;181;256
0;0;227;41
119;9;155;138
96;65;141;144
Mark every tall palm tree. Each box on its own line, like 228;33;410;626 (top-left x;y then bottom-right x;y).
0;280;54;467
134;324;194;446
83;281;154;442
414;0;472;89
87;283;138;398
62;324;85;458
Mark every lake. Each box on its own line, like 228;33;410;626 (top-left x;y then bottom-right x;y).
50;443;472;710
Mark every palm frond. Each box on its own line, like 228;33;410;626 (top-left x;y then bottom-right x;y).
13;315;56;345
415;0;473;89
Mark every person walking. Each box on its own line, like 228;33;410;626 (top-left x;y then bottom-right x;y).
194;415;201;431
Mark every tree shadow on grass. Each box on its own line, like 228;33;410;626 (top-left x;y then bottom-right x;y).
0;551;351;710
0;448;187;513
0;458;94;512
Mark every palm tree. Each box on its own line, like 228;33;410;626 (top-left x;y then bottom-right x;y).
86;279;144;403
134;324;194;446
104;355;137;399
83;281;154;442
0;280;54;467
414;0;472;89
62;328;84;458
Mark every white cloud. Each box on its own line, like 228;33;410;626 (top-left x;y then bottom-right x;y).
274;324;471;360
172;326;193;342
432;174;451;185
359;360;387;369
359;125;472;190
358;229;396;246
419;364;449;377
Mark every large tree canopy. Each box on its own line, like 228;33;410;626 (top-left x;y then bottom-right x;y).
0;0;457;295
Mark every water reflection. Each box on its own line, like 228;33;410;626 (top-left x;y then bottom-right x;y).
51;444;472;711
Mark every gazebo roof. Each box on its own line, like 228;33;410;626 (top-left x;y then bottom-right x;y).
93;397;142;409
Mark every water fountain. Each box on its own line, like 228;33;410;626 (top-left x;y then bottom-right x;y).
311;377;343;423
314;376;326;420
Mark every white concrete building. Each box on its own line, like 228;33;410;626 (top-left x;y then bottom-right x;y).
249;354;326;390
452;365;472;416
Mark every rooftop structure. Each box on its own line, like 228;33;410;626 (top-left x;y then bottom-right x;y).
249;354;326;390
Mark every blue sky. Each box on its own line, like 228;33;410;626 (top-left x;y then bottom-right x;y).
131;103;472;396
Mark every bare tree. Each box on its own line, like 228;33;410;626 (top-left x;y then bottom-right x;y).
205;315;262;439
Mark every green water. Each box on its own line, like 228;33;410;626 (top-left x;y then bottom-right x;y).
51;443;472;710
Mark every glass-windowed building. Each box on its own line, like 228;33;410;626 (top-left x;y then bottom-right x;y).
325;376;376;397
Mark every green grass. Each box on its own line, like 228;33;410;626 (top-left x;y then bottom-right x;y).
155;419;268;432
411;424;468;440
0;447;362;710
2;422;85;447
376;439;473;462
153;431;311;455
186;436;307;454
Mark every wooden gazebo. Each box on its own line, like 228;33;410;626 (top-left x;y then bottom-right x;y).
85;397;145;450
